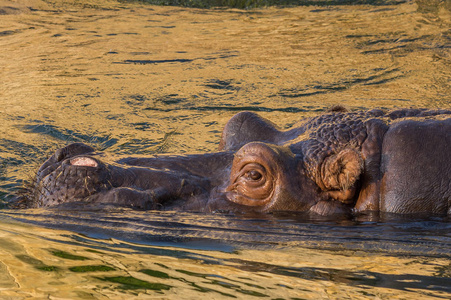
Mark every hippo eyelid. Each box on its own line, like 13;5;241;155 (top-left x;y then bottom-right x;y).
70;157;98;168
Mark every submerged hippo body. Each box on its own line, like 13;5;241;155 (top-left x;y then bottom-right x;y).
22;108;451;215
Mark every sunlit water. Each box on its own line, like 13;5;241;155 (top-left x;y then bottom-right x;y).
0;0;450;298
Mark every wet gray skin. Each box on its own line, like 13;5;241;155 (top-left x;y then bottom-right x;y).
20;108;451;216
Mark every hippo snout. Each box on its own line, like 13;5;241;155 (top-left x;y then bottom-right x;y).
35;153;113;207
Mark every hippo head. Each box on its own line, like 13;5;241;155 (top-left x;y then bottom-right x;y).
20;110;372;215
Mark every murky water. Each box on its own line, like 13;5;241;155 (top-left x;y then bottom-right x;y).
0;0;450;298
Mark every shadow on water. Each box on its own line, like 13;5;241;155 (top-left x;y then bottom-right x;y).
230;260;451;294
18;124;119;150
142;104;323;112
2;209;450;256
130;0;409;9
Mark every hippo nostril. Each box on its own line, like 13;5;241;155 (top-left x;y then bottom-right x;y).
70;157;98;168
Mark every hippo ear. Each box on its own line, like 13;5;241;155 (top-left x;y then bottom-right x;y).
320;148;363;203
219;112;280;151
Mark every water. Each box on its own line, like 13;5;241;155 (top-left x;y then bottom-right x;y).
0;210;450;299
0;0;450;298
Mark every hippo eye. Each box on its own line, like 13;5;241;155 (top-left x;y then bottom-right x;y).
226;142;285;208
239;163;267;186
226;160;275;207
246;170;262;181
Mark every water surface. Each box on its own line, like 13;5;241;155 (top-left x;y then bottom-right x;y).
0;0;450;298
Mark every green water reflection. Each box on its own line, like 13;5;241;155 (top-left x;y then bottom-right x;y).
69;265;116;272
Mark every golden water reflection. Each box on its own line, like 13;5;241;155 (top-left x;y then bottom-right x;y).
0;216;450;299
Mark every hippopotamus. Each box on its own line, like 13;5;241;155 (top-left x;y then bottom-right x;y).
18;108;451;216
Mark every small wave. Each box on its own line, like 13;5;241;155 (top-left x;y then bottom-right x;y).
1;209;450;257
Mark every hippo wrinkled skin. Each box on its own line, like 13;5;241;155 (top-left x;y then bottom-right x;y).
20;108;451;215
